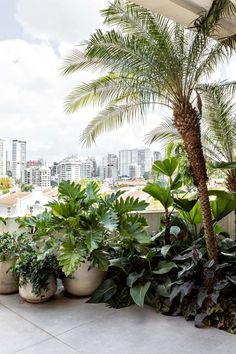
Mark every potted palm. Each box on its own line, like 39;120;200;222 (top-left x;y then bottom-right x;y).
0;232;28;294
49;180;149;296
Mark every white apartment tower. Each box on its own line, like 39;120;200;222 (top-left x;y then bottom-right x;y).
119;149;152;177
102;154;119;180
119;150;132;177
12;140;27;181
57;157;81;183
129;164;141;179
0;138;7;177
24;167;51;187
80;160;93;179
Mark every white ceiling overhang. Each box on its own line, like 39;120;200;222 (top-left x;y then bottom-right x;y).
132;0;236;39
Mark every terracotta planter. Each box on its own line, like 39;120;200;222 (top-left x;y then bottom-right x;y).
63;261;106;296
0;259;18;294
19;275;57;303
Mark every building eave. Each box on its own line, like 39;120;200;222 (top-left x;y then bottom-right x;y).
132;0;236;39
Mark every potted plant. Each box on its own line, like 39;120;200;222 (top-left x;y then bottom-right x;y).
48;180;149;296
13;245;60;303
0;231;28;294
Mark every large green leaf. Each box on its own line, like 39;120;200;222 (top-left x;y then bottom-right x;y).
113;196;148;215
84;230;104;252
85;181;100;203
130;281;151;308
152;157;179;177
174;198;198;212
211;162;236;170
121;222;150;244
179;201;202;225
211;198;236;222
127;269;145;288
58;180;85;201
58;235;87;276
208;190;234;200
153;260;177;275
92;250;110;271
100;210;118;232
143;184;173;209
171;173;182;190
87;279;117;303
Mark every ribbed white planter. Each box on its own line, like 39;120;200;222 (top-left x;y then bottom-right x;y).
63;261;106;296
0;259;18;294
19;275;57;303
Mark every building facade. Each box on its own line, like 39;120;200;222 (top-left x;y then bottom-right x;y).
129;164;141;179
102;154;119;180
12;140;27;182
57;157;81;183
119;149;152;177
24;166;51;187
80;160;93;179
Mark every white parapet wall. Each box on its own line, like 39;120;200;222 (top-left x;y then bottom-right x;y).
0;211;235;240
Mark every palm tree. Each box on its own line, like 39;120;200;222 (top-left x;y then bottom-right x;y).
61;0;236;261
147;87;236;236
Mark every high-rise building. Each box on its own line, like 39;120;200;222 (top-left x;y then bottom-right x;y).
119;149;152;177
137;149;152;175
87;156;98;177
57;157;81;183
0;138;7;177
129;164;141;179
102;154;118;180
119;150;132;177
12;140;27;182
24;166;51;187
50;162;59;177
80;160;93;179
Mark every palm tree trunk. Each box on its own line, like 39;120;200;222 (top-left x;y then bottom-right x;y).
226;170;236;240
174;103;218;261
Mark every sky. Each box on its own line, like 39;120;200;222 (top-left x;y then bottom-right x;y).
0;0;236;164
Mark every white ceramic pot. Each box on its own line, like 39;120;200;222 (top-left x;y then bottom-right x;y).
19;275;57;303
0;259;18;294
63;261;106;296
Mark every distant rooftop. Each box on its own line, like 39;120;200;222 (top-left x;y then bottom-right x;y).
0;192;31;205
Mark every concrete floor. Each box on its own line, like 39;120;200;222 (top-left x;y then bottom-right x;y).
0;290;235;354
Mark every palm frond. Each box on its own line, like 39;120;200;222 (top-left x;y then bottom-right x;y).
80;101;149;147
145;117;180;145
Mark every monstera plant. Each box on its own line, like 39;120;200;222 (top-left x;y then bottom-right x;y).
45;180;149;296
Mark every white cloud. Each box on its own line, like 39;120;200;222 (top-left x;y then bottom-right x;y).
0;39;162;163
15;0;109;44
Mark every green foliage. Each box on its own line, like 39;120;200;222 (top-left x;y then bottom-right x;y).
89;231;236;333
58;234;87;277
211;198;236;222
20;184;33;192
179;201;203;225
152;158;179;177
37;180;149;277
13;250;60;296
144;184;173;209
112;196;148;215
0;177;13;191
0;232;30;262
130;282;151;308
